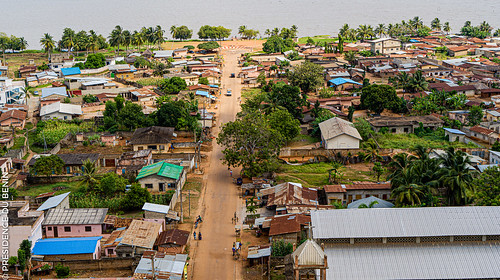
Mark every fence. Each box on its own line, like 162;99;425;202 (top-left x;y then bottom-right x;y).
51;257;136;272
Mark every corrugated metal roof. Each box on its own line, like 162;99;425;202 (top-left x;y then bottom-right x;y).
37;192;70;211
142;202;170;214
312;207;500;239
324;242;500;280
41;87;67;98
40;102;82;116
136;161;183;180
43;208;108;225
443;127;466;135
119;220;161;249
291;240;325;266
318;117;362;141
134;254;187;276
247;246;271;259
32;237;101;255
329;78;362;86
61;67;81;76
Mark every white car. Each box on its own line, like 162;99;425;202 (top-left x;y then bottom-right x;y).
225;89;232;96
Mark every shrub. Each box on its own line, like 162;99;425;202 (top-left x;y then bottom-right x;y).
55;264;70;278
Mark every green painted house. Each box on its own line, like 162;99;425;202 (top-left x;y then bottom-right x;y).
136;161;186;193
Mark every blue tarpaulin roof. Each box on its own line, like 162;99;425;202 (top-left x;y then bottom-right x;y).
196;90;215;99
443;128;466;135
32;237;101;255
329;78;362;86
209;84;219;88
61;67;81;76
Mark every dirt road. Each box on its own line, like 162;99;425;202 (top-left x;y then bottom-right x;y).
190;49;247;280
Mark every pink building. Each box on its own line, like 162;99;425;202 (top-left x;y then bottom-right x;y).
42;208;109;238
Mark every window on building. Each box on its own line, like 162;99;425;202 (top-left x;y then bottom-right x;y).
64;226;71;232
85;226;92;232
145;184;153;189
47;227;52;231
148;145;157;150
107;249;114;255
391;128;396;133
404;128;409;133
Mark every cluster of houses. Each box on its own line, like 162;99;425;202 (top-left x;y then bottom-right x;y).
4;193;190;278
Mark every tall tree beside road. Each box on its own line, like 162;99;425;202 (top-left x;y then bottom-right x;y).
40;33;56;60
467;106;483;126
217;111;284;177
287;61;324;93
266;82;307;119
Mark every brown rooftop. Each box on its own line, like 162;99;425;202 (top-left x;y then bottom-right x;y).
367;115;444;127
269;214;310;236
154;229;189;247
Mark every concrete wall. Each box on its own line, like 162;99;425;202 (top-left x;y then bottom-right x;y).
44;224;102;238
324;134;360;150
138;174;178;192
42;111;76;121
50;257;135;272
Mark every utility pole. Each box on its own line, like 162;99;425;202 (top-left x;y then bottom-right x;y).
180;186;183;223
188;190;191;217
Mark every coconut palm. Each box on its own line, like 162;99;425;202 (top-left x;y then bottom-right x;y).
328;161;344;184
290;25;298;38
18;37;28;51
40;33;56;60
388;153;416;180
154;25;165;50
109;25;125;57
362;139;381;163
392;183;428;206
396;71;411;91
264;29;271;38
238;25;247;37
88;30;100;53
339;24;349;37
123;30;132;54
132;31;144;51
431;18;441;30
61;28;76;52
408;70;428;93
343;50;356;66
437;147;476;206
375;24;386;38
170;25;177;39
356;25;373;41
443;22;451;34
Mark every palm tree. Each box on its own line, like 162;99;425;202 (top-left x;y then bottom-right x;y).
133;31;144;51
290;25;298;38
443;22;451;34
409;70;428;93
375;24;386;38
437;147;476;206
392;183;428;206
109;25;125;57
396;71;411;91
238;25;247;37
388;153;416;181
123;30;132;54
154;25;165;50
81;159;98;190
328;161;344;184
339;24;349;37
88;30;100;53
170;25;177;40
18;37;28;51
272;28;280;36
356;25;370;41
40;33;55;61
362;139;381;163
264;29;271;38
431;18;441;30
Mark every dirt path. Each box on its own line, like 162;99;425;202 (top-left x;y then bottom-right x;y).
189;49;248;280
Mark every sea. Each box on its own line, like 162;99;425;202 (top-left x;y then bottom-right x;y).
1;0;500;48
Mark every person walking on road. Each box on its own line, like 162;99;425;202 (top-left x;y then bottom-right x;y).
193;232;196;240
229;169;233;177
198;232;202;240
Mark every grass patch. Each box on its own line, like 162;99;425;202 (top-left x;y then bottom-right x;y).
293;174;329;187
184;178;202;192
241;88;262;99
11;136;25;150
288;134;319;145
17;181;82;197
29;83;51;95
281;162;333;174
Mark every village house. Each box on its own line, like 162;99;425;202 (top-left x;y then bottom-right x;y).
262;182;319;214
367;115;444;134
130;126;176;153
318;117;361;149
173;48;189;58
1;201;43;257
60;67;81;78
37;192;70;212
116;149;153;176
134;251;187;279
42;208;108;238
109;64;137;80
164;73;199;85
0;157;13;175
102;227;126;257
466;126;500;144
485;110;500;122
18;65;38;78
115;220;162;257
0;136;14;149
0;109;27;129
311;207;500;280
136;161;186;193
288;239;328;280
443;128;467;143
154;228;190;254
153;50;174;61
29;153;100;175
490;150;500;164
328;78;362;90
32;236;102;261
40;87;68;100
447;110;470;124
369;38;402;54
447;46;470;57
40;102;82;120
323;182;392;205
269;213;310;244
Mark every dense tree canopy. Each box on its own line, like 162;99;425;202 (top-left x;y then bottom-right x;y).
170;25;193;40
33;155;65;176
360;84;402;114
267;109;300;142
266;82;307;119
472;166;500;206
262;35;295;53
217;111;284;177
287;61;324;93
197;25;231;40
159;77;188;94
197;41;220;51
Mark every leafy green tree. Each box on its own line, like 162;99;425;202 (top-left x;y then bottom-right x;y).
198;77;209;85
347;106;355;122
154;100;198;131
118;102;148;130
472;166;500;206
467;106;483;126
170;25;193;41
257;72;266;87
271;239;294;257
217;111;284;177
197;41;220;51
344;51;357;66
83;95;98;103
33;155;65;176
353;118;373;140
267;109;300;142
17;249;26;271
372;162;385;182
197;25;231;40
311;110;335;137
55;264;70;278
84;53;106;69
360;84;400;114
160;77;188;94
287;61;324;93
492;141;500;152
98;173;128;197
122;184;151;210
20;240;32;260
262;35;294;53
306;37;315;45
40;33;56;60
267;82;306;118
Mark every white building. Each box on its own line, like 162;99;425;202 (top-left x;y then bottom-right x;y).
318;117;362;149
40;102;82;120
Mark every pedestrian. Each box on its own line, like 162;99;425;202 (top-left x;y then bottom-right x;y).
230;169;233;177
193;232;196;240
232;247;236;256
198;232;202;240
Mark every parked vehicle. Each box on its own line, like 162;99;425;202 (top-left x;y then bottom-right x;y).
226;89;232;96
